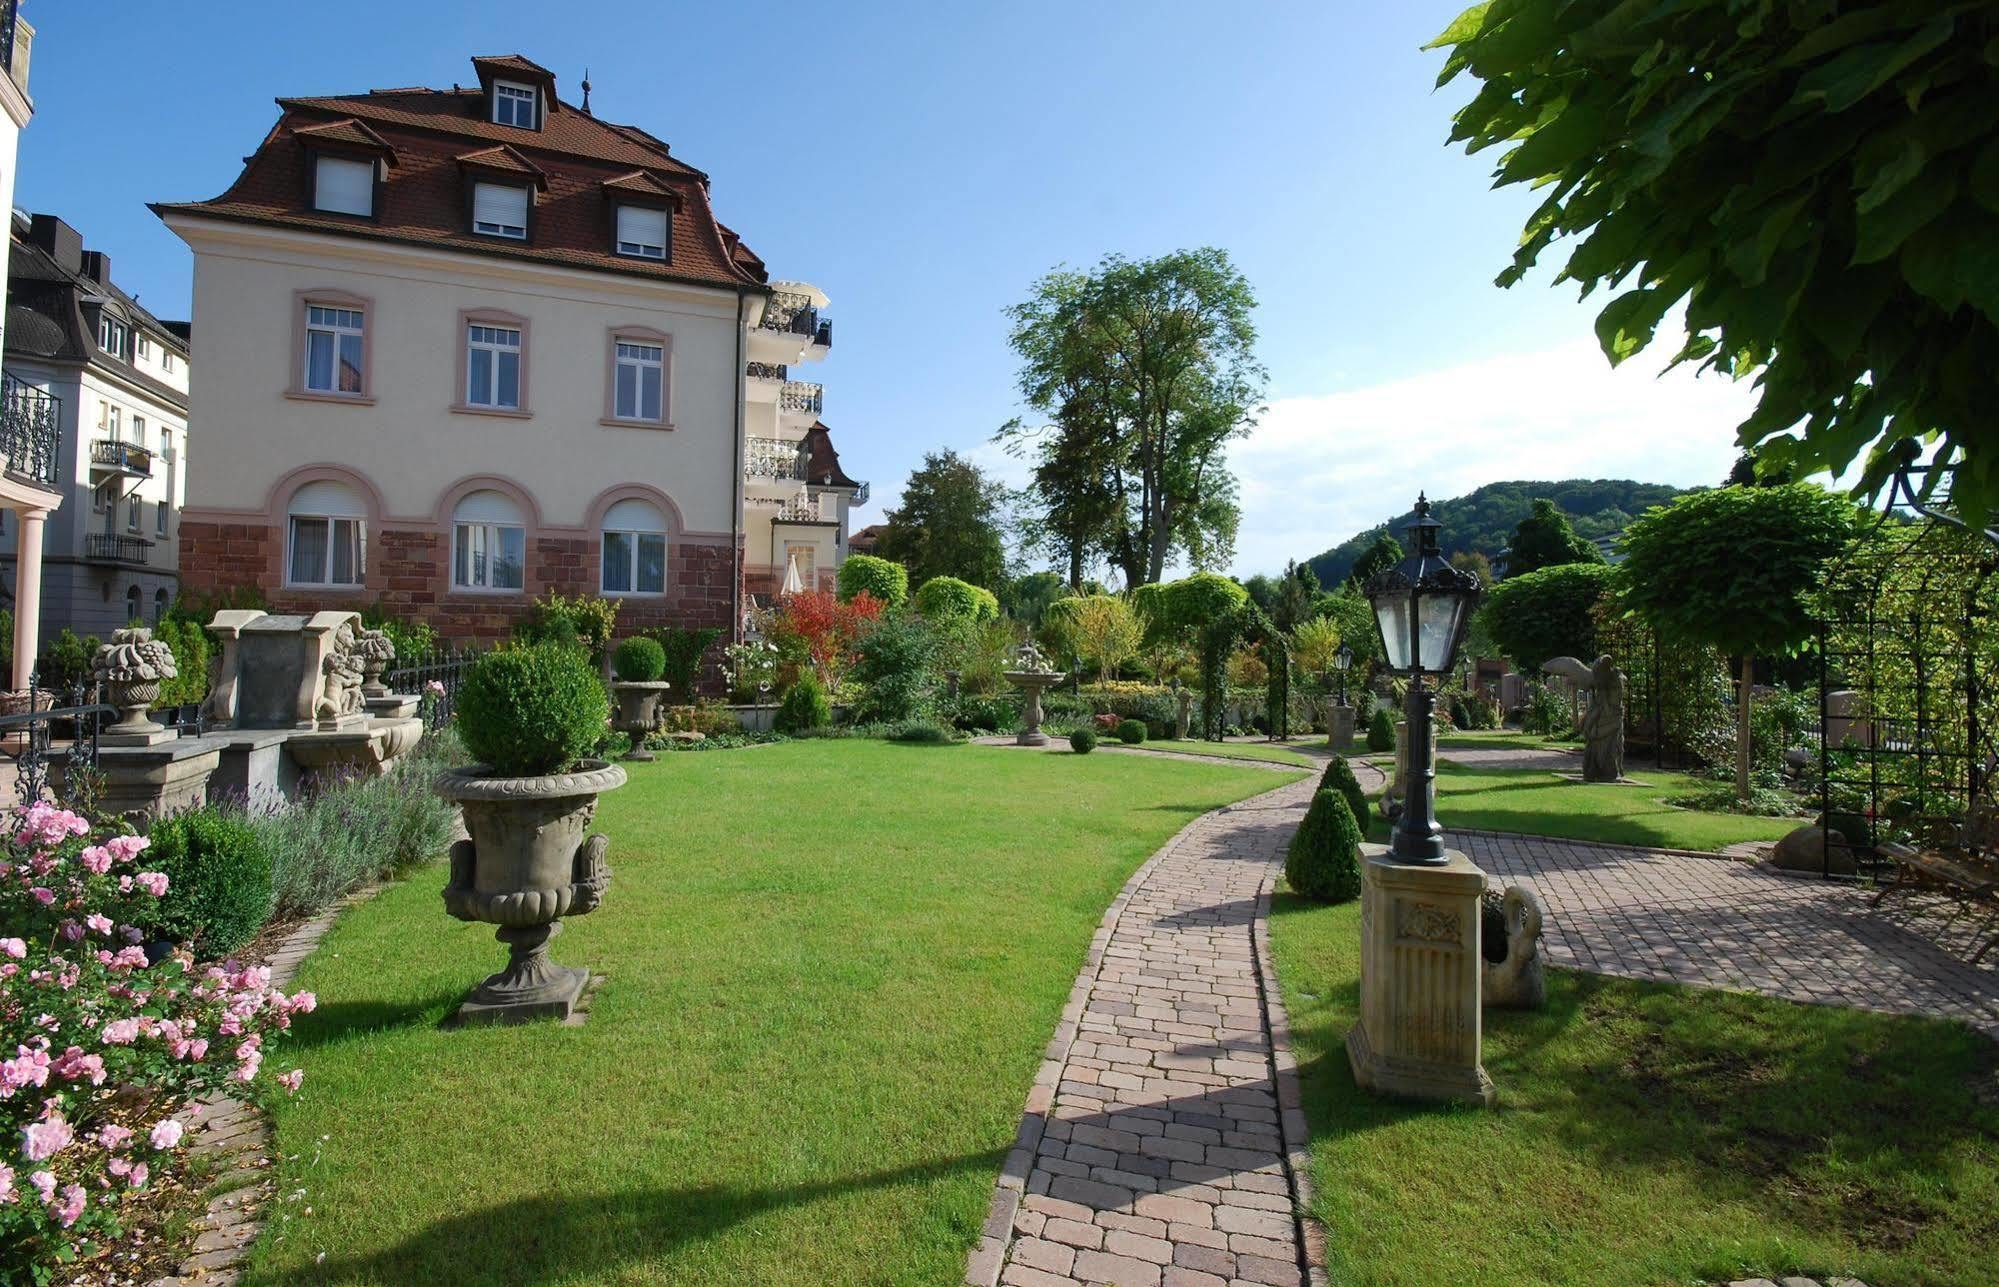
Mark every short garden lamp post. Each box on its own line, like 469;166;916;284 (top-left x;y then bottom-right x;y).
1348;492;1494;1107
1326;642;1356;751
1334;643;1352;706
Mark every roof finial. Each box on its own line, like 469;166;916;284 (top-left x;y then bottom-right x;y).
580;68;592;116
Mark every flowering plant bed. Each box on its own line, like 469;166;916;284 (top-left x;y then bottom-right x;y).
1;802;312;1278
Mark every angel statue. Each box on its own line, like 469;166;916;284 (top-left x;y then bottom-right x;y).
1540;654;1626;783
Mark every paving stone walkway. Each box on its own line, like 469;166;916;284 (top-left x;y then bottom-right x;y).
968;772;1330;1287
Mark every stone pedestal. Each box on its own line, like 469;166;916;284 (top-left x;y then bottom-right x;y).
1346;845;1494;1107
68;737;226;825
206;730;300;814
1327;704;1355;752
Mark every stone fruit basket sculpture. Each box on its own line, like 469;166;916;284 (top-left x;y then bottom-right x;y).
437;643;623;1024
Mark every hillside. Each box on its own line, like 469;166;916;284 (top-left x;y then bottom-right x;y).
1303;479;1694;585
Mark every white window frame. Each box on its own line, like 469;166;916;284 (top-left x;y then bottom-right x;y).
286;514;365;588
472;182;529;239
156;494;169;538
137;335;152;362
614;205;668;260
98;316;127;359
465;323;523;409
612;340;665;422
313;154;376;217
126;493;142;533
491;80;537;128
303;304;366;395
452;521;526;593
163;353;175;374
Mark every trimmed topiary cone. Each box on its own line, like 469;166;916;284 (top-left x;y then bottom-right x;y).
1365;707;1396;752
1285;788;1362;903
1318;756;1370;828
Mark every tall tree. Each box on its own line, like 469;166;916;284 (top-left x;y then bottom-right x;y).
1001;249;1266;587
1506;499;1604;577
1618;484;1857;799
1433;3;1999;518
1348;532;1403;588
875;450;1008;591
1271;559;1317;631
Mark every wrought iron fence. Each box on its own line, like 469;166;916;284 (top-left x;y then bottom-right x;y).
85;533;153;565
0;676;114;809
385;647;480;726
1;373;61;487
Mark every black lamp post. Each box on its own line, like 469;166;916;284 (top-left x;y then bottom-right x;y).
1333;642;1353;707
1364;494;1482;864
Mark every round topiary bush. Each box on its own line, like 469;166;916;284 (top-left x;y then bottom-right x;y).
836;554;910;609
613;636;667;683
1070;726;1098;754
140;808;273;954
1116;718;1147;744
1285;789;1362;903
775;672;832;734
1318;755;1370;826
1366;707;1396;752
458;643;609;777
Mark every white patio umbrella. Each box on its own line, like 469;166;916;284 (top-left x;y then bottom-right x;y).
781;552;804;595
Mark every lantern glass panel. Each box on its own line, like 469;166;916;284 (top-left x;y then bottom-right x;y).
1417;592;1467;672
1374;595;1412;671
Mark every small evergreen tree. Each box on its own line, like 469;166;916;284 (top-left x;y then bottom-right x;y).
775;672;832;734
1285;789;1362;903
1318;756;1370;826
1506;499;1603;577
1366;707;1395;752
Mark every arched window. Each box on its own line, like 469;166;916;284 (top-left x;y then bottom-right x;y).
153;588;169;624
124;584;142;625
287;479;366;587
600;497;667;595
452;490;526;592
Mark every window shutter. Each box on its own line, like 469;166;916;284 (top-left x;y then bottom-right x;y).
315;156;374;217
616;205;668;255
473;183;529;232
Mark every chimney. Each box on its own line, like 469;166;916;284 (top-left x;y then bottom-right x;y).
26;214;82;274
80;250;111;284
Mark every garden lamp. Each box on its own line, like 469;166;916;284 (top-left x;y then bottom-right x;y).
1334;642;1352;706
1364;494;1483;863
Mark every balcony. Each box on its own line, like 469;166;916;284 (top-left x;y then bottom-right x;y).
758;290;820;338
745;361;788;382
85;533;152;565
774;495;823;522
813;318;832;350
779;381;823;417
745;436;808;481
0;375;59;488
90;438;154;480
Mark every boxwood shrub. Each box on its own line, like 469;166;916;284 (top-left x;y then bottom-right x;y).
1285;789;1362;903
1319;755;1371;826
613;636;667;683
458;643;609;776
1116;719;1147;744
1069;727;1098;754
1366;707;1396;752
141;809;273;954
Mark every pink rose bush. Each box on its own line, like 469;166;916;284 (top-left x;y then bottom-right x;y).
1;802;310;1272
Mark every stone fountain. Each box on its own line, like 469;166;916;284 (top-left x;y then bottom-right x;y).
1003;643;1067;748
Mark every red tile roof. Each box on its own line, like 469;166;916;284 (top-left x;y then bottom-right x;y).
456;143;547;188
154;63;767;291
292;117;398;160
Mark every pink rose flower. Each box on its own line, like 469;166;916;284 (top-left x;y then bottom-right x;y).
28;887;52;907
104;834;149;861
96;1124;133;1150
28;1170;54;1202
51;1182;85;1228
278;1068;305;1093
21;1114;73;1162
0;938;23;959
52;1047;105;1086
85;913;114;936
149;1119;184;1150
0;1165;12;1205
289;991;318;1015
99;1019;140;1045
134;870;169;897
128;1161;148;1188
77;846;113;875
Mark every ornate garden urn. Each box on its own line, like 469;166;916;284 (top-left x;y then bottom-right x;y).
354;627;396;699
610;682;670;762
438;761;626;1024
92;627;178;747
1002;643;1067;748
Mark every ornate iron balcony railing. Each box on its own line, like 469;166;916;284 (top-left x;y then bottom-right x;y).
745;361;788;382
779;382;823;416
90;438;154;476
85;533;151;565
0;375;60;488
775;496;822;522
744;437;808;480
758;290;817;336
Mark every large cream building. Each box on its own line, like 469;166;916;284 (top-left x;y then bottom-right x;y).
154;54;860;654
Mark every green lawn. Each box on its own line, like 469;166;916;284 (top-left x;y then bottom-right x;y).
244;741;1296;1286
1127;738;1321;767
1267;892;1999;1287
1410;761;1801;852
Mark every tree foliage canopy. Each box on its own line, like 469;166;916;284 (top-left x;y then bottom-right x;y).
875;450;1008;590
1481;561;1615;673
1000;248;1265;587
1347;532;1404;588
913;576;1001;625
1506;498;1605;576
1617;483;1859;659
1433;1;1999;517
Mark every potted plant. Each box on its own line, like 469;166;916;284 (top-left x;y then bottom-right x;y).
609;636;671;762
436;643;623;1024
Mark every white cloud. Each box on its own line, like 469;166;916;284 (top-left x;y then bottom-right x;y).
1226;338;1764;575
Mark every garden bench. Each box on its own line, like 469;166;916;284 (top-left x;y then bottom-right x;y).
1874;782;1999;964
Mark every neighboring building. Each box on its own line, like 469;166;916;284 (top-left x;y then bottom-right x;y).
154;54;862;653
0;2;62;691
1;213;191;646
847;523;884;558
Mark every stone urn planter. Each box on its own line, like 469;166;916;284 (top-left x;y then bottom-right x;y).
439;761;625;1024
610;682;670;761
92;626;178;747
355;627;396;699
1003;643;1067;748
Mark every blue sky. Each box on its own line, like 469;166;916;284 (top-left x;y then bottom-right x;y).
15;0;1762;577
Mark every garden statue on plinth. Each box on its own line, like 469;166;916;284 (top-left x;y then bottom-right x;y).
1004;643;1067;747
355;627;396;700
609;637;672;763
1174;682;1193;741
94;627;179;747
438;644;624;1025
1481;885;1546;1010
1541;655;1626;782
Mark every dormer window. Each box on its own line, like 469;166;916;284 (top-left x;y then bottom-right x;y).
492;81;538;128
614;205;668;260
472;182;530;240
97;314;129;360
313;154;376;217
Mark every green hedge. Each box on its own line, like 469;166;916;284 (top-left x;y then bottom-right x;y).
139;809;272;954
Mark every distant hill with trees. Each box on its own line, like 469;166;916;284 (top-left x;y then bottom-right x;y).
1302;479;1694;585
